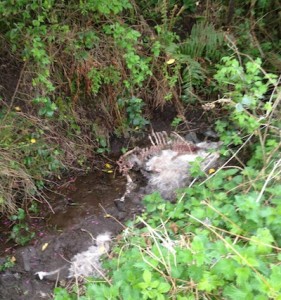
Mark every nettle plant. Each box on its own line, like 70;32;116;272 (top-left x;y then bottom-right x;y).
118;97;149;131
103;22;152;90
61;163;280;295
214;56;278;147
54;56;280;299
55;168;281;299
9;208;35;246
0;1;58;117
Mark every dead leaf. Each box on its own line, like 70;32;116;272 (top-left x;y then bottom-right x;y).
42;243;49;251
170;223;179;234
166;58;175;65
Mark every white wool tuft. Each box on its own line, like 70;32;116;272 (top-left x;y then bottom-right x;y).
95;232;111;246
35;232;111;280
68;232;111;278
143;145;220;200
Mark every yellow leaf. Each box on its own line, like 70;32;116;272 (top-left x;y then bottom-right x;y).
10;256;16;263
102;169;113;173
208;168;216;174
105;163;112;169
42;243;49;251
166;58;175;65
15;106;21;111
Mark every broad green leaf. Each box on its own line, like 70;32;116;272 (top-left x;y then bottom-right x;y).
197;272;223;292
235;267;251;287
143;269;152;283
158;282;171;293
212;258;236;280
223;285;254;300
250;228;274;254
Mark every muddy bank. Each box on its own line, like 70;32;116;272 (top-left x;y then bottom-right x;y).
0;107;219;300
0;171;142;300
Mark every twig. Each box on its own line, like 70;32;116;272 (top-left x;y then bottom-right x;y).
199;133;254;186
98;204;127;229
256;158;281;203
3;61;27;122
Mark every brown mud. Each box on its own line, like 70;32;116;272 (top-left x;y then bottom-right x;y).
0;104;218;300
0;170;143;300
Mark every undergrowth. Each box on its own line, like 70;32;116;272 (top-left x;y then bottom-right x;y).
0;0;280;268
53;55;281;299
0;108;63;214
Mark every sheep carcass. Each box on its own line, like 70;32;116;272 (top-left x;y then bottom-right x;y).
117;131;220;201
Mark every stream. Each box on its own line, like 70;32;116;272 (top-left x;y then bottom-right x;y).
0;170;141;300
0;109;217;300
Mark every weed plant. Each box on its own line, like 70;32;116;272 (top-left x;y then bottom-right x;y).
0;0;280;270
54;56;280;299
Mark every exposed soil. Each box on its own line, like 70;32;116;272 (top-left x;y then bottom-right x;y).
0;41;22;103
0;170;144;300
0;92;218;300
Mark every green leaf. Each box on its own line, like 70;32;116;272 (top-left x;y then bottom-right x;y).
158;282;171;293
269;265;281;291
223;285;254;300
235;267;251;287
143;269;152;283
212;258;236;280
250;228;274;254
188;265;204;282
197;272;223;292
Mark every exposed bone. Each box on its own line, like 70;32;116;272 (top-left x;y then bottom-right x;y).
148;133;156;146
117;131;221;201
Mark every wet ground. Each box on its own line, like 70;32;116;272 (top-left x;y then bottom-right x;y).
0;102;220;299
0;171;143;300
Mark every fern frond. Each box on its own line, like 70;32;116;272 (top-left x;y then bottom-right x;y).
179;22;224;60
181;56;206;102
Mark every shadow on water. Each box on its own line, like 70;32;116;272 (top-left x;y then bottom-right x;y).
46;171;127;229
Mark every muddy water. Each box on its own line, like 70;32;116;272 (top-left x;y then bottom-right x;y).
47;172;128;229
0;171;141;300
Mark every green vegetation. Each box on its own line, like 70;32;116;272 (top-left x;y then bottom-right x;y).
53;54;281;299
0;0;280;298
9;208;35;246
0;256;16;272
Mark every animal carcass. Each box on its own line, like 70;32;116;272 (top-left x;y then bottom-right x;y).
116;131;221;202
